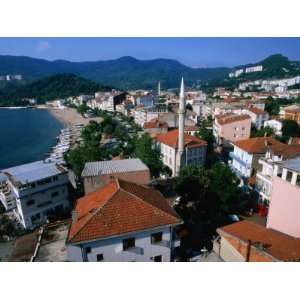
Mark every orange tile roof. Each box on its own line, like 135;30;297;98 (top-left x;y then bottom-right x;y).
233;137;285;154
216;113;251;125
67;179;181;244
156;129;207;149
247;107;267;115
217;220;300;261
143;118;168;129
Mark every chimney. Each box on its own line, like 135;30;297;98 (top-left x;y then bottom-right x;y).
245;239;252;262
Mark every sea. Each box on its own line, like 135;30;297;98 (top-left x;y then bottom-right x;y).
0;108;64;170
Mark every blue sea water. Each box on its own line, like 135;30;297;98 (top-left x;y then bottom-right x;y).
0;108;64;170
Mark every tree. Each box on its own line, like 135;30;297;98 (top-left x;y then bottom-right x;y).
76;103;89;115
81;121;102;147
265;97;280;115
133;133;164;178
282;119;300;137
251;125;275;138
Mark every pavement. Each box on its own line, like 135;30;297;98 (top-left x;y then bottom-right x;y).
189;251;223;262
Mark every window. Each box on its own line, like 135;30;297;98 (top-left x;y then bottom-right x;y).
85;247;91;254
96;254;104;262
26;199;35;206
51;191;59;198
123;237;135;250
37;201;52;208
53;176;58;181
151;232;163;244
153;255;162;262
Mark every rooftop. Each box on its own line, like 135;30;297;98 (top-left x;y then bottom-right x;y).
68;179;181;244
217;220;300;261
81;158;149;177
247;107;267;115
276;157;300;173
1;160;67;186
156;129;207;149
233;137;285;154
215;113;251;125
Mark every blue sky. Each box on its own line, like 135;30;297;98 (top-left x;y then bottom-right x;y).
0;37;300;68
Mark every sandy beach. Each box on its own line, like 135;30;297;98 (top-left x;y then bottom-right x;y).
42;106;103;127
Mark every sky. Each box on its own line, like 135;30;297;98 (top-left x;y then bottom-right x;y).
0;37;300;68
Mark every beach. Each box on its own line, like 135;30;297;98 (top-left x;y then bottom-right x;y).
42;106;103;127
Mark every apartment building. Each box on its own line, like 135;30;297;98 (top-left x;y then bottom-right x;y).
213;114;251;147
267;158;300;238
245;107;269;130
229;137;285;178
67;179;182;262
283;105;300;125
0;160;69;229
256;144;300;202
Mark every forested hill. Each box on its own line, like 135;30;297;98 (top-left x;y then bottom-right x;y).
0;55;230;90
0;74;111;106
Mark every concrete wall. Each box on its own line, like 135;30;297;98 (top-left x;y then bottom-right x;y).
83;170;151;195
267;176;300;238
219;236;273;262
67;227;174;262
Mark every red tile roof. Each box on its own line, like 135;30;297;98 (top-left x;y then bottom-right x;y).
155;129;207;149
233;137;285;154
215;113;251;125
217;220;300;261
247;107;267;115
143;118;168;129
67;179;181;244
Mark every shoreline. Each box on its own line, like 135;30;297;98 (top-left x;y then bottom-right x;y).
45;106;103;128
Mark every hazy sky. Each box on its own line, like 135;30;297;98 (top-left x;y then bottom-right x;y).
0;37;300;68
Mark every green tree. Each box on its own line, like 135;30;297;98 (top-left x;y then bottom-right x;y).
133;133;164;178
282;119;300;137
76;103;89;115
265;97;280;115
251;125;275;138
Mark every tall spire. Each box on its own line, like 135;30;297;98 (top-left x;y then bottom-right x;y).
179;77;184;101
176;77;186;175
158;81;161;97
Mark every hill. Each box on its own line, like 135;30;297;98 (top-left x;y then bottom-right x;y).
0;74;110;106
0;55;229;90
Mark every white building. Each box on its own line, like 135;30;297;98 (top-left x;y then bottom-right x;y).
244;107;269;130
0;161;70;229
245;65;263;73
67;179;182;262
264;119;282;136
256;144;300;202
229;137;284;179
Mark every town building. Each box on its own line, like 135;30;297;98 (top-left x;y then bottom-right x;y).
245;107;269;130
256;144;300;202
67;179;182;262
216;220;300;262
283;105;300;125
0;160;69;229
213;114;251;147
266;158;300;238
229;137;285;178
143;118;168;137
81;158;150;195
156;129;207;176
155;79;207;176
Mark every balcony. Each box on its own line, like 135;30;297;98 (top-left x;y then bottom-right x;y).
256;172;272;184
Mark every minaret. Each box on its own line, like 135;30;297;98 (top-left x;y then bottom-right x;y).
158;81;161;97
176;77;185;175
